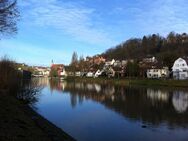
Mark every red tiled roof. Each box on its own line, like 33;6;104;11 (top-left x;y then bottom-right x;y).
51;64;64;68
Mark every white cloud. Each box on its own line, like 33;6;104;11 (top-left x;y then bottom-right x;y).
16;0;188;47
124;0;188;35
107;0;188;38
18;0;115;46
142;0;188;32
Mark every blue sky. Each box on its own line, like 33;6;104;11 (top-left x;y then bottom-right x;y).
1;0;188;66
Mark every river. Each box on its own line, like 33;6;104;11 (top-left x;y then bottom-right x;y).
31;78;188;141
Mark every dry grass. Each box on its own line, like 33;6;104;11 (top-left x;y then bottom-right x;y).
0;57;21;95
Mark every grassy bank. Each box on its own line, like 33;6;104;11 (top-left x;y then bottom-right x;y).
67;76;188;88
0;91;75;141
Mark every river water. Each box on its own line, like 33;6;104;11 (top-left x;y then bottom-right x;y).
31;78;188;141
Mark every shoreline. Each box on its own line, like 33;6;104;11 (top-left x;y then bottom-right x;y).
66;76;188;88
0;91;76;141
24;104;76;141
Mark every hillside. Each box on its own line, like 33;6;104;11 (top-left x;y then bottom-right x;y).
102;32;188;68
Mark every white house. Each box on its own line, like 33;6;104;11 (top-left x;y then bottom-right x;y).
143;56;157;63
113;60;122;67
105;59;115;66
94;70;102;78
75;71;81;77
60;69;67;77
172;58;188;80
86;72;94;77
147;67;169;79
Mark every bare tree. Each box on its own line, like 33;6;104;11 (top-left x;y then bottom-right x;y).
0;0;19;38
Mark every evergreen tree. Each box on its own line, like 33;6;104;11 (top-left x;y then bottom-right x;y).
70;51;78;76
71;51;78;65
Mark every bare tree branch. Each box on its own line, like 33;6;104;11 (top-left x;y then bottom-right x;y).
0;0;19;38
0;0;17;12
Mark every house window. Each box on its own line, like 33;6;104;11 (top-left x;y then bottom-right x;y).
181;74;186;78
154;74;158;77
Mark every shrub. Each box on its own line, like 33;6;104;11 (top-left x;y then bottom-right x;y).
0;57;21;94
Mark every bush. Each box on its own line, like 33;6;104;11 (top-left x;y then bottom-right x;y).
0;57;21;94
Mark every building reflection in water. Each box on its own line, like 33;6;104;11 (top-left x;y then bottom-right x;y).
37;78;188;128
94;84;101;93
49;79;67;92
147;89;169;103
147;88;188;114
172;91;188;113
35;77;49;87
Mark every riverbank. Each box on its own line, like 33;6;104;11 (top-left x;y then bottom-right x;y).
0;91;75;141
66;77;188;88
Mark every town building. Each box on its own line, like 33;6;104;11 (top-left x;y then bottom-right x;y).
172;58;188;80
105;59;115;66
32;66;50;77
86;55;106;65
142;56;157;63
147;67;169;79
139;57;159;78
113;60;122;67
86;72;94;77
94;70;102;78
51;64;67;77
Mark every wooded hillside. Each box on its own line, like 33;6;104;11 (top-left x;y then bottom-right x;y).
102;32;188;68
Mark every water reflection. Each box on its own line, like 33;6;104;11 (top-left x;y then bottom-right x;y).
34;79;188;128
172;92;188;113
147;89;169;103
33;78;188;141
18;79;43;107
147;89;188;114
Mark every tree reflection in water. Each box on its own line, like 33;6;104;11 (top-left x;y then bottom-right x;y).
17;78;43;107
37;78;188;128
